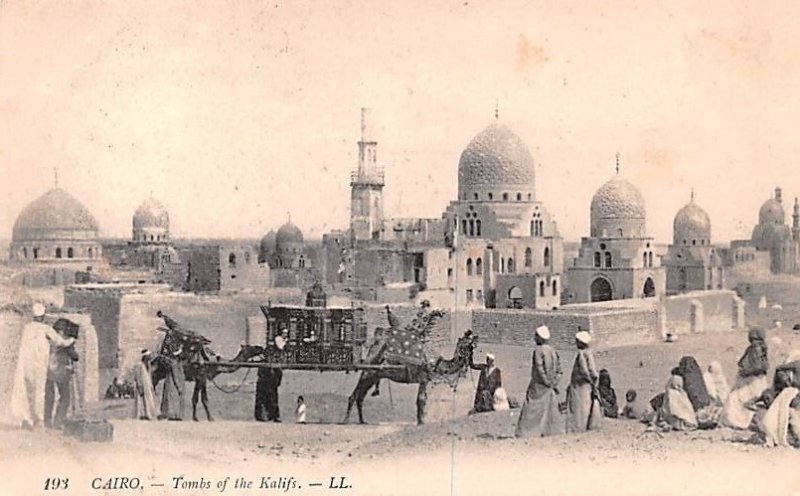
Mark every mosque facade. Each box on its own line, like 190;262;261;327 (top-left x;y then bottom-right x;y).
745;187;800;274
662;192;726;294
565;161;665;303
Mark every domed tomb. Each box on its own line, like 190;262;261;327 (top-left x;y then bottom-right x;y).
673;196;711;245
752;187;791;251
259;230;277;263
10;187;102;262
590;174;647;238
457;123;536;202
132;197;169;243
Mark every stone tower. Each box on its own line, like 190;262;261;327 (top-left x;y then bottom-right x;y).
793;197;799;242
350;108;384;241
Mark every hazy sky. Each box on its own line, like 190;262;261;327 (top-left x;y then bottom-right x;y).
1;0;798;243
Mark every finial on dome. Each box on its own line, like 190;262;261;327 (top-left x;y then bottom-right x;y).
494;100;499;120
615;152;620;174
287;211;292;223
690;188;695;202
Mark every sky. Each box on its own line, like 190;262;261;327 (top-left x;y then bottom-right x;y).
1;0;798;244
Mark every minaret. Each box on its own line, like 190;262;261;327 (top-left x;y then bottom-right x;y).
350;108;385;241
793;197;799;241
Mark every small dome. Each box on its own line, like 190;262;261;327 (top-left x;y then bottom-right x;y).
758;198;785;226
276;221;303;247
260;230;277;253
457;123;535;200
133;197;169;230
673;199;711;245
590;175;646;238
13;188;99;241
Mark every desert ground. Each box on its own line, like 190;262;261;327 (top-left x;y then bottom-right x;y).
2;279;800;495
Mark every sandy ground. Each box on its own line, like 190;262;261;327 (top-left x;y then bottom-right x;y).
2;327;800;496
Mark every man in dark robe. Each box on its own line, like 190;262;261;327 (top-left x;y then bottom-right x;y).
255;367;283;422
159;347;186;421
469;352;501;414
44;319;79;428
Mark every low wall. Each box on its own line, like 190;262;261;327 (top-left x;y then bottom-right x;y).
662;290;743;335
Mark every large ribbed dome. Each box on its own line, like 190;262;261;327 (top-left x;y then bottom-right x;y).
12;188;99;241
133;197;169;229
590;175;646;238
673;199;711;245
457;123;535;201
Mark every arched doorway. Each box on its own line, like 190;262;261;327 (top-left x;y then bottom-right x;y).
590;277;613;302
643;277;656;298
508;286;523;309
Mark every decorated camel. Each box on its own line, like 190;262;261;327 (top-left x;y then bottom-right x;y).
343;302;477;425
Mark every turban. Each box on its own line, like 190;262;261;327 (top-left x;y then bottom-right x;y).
486;353;495;361
32;303;46;317
575;331;592;345
535;325;550;340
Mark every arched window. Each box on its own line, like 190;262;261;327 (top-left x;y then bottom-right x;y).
476;257;483;276
516;193;522;201
501;258;505;273
462;220;468;235
648;252;653;267
469;220;475;236
507;258;515;273
552;279;558;296
530;221;535;236
488;193;493;200
594;252;601;268
67;247;74;258
539;281;545;297
229;253;237;268
33;247;39;259
476;220;481;236
643;252;647;267
466;258;473;276
617;228;623;237
87;247;93;259
22;247;27;259
299;257;305;268
525;248;532;267
692;240;696;246
543;247;550;267
605;252;612;268
55;247;62;258
474;193;479;200
502;193;509;201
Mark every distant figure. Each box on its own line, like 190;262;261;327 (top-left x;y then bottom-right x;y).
566;331;602;432
515;326;565;438
721;327;770;429
597;369;619;418
10;303;75;429
105;378;121;399
296;395;307;424
255;367;283;423
44;319;80;428
134;349;158;420
275;327;289;350
621;390;652;421
469;353;502;414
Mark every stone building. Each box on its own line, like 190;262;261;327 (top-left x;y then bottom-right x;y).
350;108;385;241
442;120;564;310
662;192;726;294
259;220;320;288
103;197;177;273
566;159;665;303
175;244;268;292
748;187;800;274
8;187;106;286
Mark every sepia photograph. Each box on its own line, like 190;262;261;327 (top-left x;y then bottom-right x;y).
1;1;799;494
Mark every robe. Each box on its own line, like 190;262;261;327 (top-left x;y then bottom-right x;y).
759;387;799;447
661;376;698;431
134;361;158;420
160;357;185;420
9;321;73;428
471;365;501;413
721;337;770;430
566;349;602;433
515;344;564;438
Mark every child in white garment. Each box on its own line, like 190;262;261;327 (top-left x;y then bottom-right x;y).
296;396;306;424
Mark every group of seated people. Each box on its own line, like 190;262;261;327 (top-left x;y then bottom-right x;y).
104;377;136;399
598;327;800;448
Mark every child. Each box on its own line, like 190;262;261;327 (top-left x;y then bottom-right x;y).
296;396;306;424
622;389;653;421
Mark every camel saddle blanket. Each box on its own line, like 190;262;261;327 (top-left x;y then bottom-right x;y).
62;419;114;443
383;327;427;366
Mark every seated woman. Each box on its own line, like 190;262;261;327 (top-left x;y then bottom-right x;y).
703;360;730;406
660;374;698;431
597;369;619;418
677;356;720;428
721;328;770;430
754;350;800;447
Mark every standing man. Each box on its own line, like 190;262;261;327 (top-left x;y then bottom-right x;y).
469;352;502;414
566;331;602;432
516;326;565;438
10;303;75;429
44;319;80;428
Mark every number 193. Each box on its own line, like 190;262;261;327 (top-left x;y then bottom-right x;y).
44;478;69;490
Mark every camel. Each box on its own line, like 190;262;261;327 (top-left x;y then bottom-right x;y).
343;304;477;425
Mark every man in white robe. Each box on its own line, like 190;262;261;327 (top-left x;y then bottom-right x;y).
9;304;75;429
